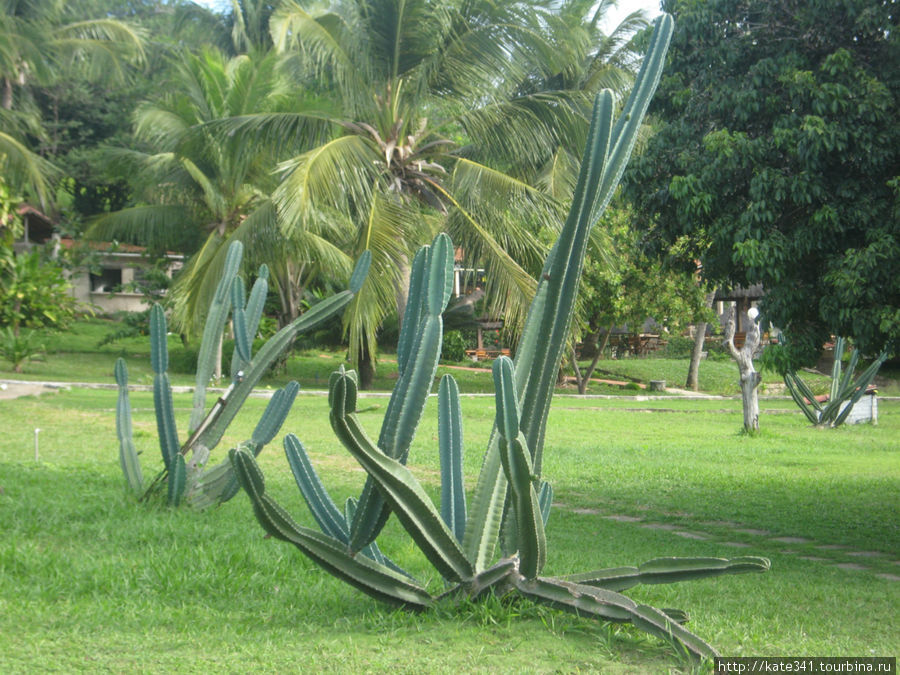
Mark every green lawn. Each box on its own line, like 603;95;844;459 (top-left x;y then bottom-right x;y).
1;388;897;672
3;318;845;398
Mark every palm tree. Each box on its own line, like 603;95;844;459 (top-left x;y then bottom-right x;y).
213;0;651;386
0;0;145;206
89;47;350;339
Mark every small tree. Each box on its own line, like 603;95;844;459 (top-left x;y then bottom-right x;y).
571;207;709;394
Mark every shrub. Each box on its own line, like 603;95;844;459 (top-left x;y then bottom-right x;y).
442;330;467;362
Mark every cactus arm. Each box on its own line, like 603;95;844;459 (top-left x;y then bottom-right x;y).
565;556;771;592
538;481;553;527
378;234;453;458
464;92;615;569
114;358;143;494
438;375;466;542
153;373;179;470
630;604;718;661
186;382;299;508
196;251;369;452
167;454;186;506
251;382;299;446
831;351;887;426
231;268;270;379
783;372;820;424
513;575;637;622
149;304;168;374
284;433;350;544
349;234;452;552
512;575;718;660
493;357;545;578
245;266;269;337
148;304;180;470
229;447;432;609
824;345;861;421
329;370;474;582
190;240;244;432
396;246;428;376
597;15;675;211
231;278;251;364
829;337;845;402
836;346;861;400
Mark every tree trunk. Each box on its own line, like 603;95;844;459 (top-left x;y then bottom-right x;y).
358;340;375;390
724;305;762;433
686;291;716;391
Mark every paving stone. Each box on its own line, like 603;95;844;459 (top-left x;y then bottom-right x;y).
771;536;812;544
780;550;799;555
701;520;741;528
601;514;641;521
572;507;602;515
640;523;678;531
815;545;845;551
835;563;868;571
673;531;710;540
735;528;771;536
720;542;751;548
875;573;900;582
846;551;885;558
798;556;829;562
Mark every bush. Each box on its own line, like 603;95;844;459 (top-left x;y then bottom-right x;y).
441;330;467;362
0;247;78;333
657;334;695;358
0;327;44;373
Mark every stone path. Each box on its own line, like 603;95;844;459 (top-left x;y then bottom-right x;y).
554;502;900;582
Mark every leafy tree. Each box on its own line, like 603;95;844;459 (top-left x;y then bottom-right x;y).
570;202;709;393
0;0;145;206
626;0;900;366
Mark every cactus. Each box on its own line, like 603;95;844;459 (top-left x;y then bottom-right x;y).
229;15;771;661
783;337;887;427
113;241;371;508
114;358;142;494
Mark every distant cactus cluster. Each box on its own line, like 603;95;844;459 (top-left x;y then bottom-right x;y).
115;15;770;661
783;337;887;428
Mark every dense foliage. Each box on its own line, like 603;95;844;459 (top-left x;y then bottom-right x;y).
627;0;899;365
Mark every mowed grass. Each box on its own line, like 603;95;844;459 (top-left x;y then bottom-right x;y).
1;388;898;672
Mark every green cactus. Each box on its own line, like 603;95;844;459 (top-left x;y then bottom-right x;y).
783;337;887;427
229;15;771;661
114;358;142;494
113;241;371;508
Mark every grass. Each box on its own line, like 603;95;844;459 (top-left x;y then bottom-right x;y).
1;387;898;672
1;317;839;398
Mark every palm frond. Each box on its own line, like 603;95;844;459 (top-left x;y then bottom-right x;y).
86;204;196;253
275;134;380;234
0;131;56;208
458;90;591;172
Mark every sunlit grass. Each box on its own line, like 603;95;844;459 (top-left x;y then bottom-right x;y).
1;388;897;671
